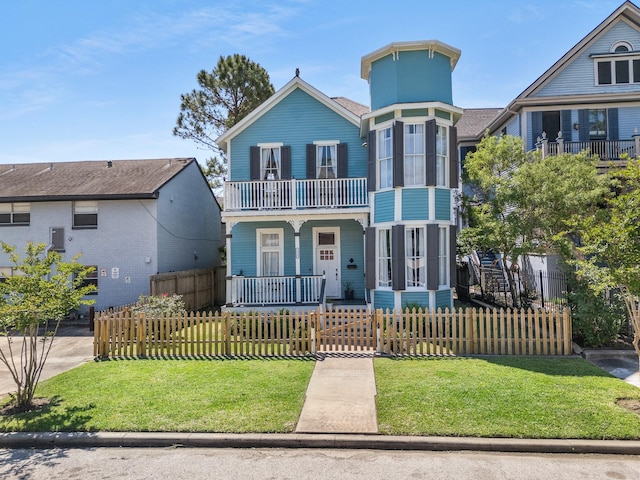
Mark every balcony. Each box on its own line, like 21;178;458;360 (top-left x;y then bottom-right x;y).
224;178;368;211
538;136;637;162
229;275;325;306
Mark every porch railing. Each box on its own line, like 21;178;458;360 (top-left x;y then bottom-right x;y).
541;138;636;160
230;275;325;306
224;178;368;211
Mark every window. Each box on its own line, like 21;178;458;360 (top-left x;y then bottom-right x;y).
589;109;607;139
595;43;640;85
377;127;392;189
378;228;392;287
404;124;425;186
73;201;98;228
438;227;448;286
261;146;281;180
316;144;337;179
0;203;30;225
0;267;12;282
76;266;98;294
436;125;448;186
405;227;425;287
257;229;283;276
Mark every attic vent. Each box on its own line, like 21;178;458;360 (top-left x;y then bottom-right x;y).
107;161;113;168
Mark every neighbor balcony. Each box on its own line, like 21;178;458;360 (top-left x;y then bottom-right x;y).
224;177;368;211
537;133;639;162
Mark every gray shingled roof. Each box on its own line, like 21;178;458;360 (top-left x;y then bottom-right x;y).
0;158;195;202
331;96;370;117
456;108;503;139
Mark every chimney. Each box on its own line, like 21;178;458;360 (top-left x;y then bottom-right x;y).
107;160;113;168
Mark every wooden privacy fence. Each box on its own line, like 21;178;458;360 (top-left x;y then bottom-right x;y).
94;307;572;358
149;267;224;311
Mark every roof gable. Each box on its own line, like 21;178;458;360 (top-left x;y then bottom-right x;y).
518;1;640;99
216;76;362;152
0;158;196;202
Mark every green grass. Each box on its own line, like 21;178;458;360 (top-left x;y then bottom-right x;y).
375;356;640;439
0;358;315;433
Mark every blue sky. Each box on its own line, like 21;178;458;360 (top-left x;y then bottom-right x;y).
0;0;626;165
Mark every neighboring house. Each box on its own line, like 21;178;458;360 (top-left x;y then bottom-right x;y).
460;1;640;165
219;40;461;311
0;158;222;313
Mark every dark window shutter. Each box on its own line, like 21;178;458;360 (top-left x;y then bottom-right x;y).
306;144;316;179
561;110;572;141
365;227;376;290
608;108;619;141
393;121;404;187
426;224;439;290
250;146;260;180
367;130;376;192
392;224;406;291
449;226;457;288
337;143;348;178
578;109;590;142
531;111;543;148
449;126;458;188
425;119;436;186
281;146;291;180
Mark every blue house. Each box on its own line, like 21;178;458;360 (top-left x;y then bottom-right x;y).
219;40;461;311
458;1;640;166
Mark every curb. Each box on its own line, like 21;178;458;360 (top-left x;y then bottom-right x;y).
1;432;640;455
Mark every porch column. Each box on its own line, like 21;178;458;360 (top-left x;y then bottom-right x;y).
541;132;548;159
556;131;564;155
295;231;301;304
634;129;640;160
225;223;233;306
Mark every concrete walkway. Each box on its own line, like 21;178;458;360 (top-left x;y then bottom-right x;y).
296;353;378;434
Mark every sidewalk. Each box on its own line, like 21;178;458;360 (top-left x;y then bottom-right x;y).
296;353;377;434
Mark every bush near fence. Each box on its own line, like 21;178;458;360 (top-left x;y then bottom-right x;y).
94;307;572;358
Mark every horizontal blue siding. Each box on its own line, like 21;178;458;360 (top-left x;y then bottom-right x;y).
374;190;395;223
402;188;429;220
229;87;365;181
370;50;453;110
619;106;640;140
434;188;450;221
374;290;394;310
230;221;295;276
435;289;453;310
401;292;429;309
506;116;520;136
537;21;640;97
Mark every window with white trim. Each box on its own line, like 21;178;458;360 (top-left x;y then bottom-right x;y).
0;202;30;226
377;127;393;189
378;228;392;287
594;42;640;85
438;227;448;286
261;146;281;180
405;227;425;287
436;125;448;186
257;229;283;277
73;201;98;228
404;123;425;186
589;109;607;139
316;144;337;179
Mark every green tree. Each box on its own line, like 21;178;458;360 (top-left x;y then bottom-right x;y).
461;134;608;306
0;242;96;410
574;159;640;358
173;54;275;191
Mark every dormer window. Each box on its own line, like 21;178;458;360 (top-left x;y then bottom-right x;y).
593;42;640;85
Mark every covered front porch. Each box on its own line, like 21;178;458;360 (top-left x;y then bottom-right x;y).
223;212;369;310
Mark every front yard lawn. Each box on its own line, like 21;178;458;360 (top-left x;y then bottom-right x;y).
375;356;640;439
0;358;315;433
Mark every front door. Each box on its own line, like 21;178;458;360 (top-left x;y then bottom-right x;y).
314;227;341;298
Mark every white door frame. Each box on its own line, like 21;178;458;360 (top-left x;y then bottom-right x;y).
313;226;341;298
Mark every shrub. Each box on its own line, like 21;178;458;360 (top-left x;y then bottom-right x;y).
130;294;187;316
567;278;625;348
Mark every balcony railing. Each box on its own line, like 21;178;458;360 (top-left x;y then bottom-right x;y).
224;178;368;211
540;138;636;161
230;275;325;306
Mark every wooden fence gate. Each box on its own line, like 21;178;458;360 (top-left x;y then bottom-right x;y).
313;308;376;352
